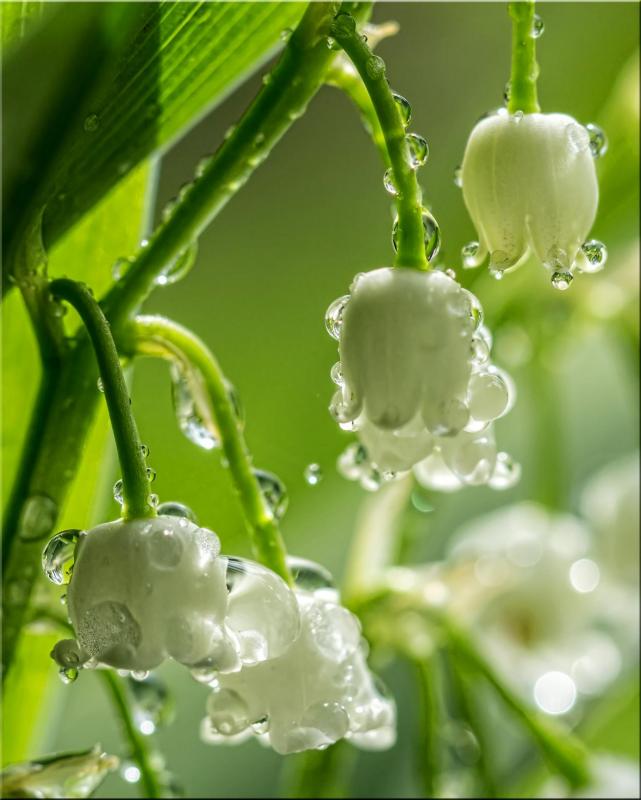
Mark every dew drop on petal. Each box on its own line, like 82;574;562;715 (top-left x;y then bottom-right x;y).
392;92;412;127
488;452;521;489
42;530;82;585
551;271;574;291
59;666;79;684
325;295;350;340
406;133;429;168
580;240;607;273
207;688;250;736
585;123;607;158
253;469;288;520
157;502;198;523
287;556;336;595
304;463;323;486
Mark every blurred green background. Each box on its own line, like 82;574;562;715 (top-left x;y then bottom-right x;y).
3;2;638;797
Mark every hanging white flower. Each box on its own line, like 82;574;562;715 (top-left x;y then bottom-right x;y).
460;110;606;288
50;517;300;675
202;562;396;755
326;267;517;490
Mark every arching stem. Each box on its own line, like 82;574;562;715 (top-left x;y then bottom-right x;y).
330;13;428;270
123;315;293;585
49;279;154;520
508;1;541;114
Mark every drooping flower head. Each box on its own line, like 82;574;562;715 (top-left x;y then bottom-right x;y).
460;110;607;288
326;267;518;491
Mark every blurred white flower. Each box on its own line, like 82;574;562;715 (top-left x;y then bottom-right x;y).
327;268;517;490
441;503;627;708
52;517;300;675
461;110;605;286
202;565;396;755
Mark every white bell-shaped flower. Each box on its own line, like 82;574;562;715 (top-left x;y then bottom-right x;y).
202;562;396;755
327;268;517;490
460;110;605;285
50;517;300;675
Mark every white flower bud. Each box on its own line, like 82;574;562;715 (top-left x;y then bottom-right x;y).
329;268;517;489
202;578;396;755
61;516;237;672
461;111;599;279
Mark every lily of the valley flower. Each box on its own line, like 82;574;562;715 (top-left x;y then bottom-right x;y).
327;268;517;490
460;110;605;286
202;566;396;755
51;517;300;674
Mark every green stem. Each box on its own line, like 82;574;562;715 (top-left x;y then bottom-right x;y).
414;657;440;796
101;2;367;327
444;618;590;789
100;671;163;799
49;279;154;520
330;14;428;270
124;315;292;585
508;2;540;114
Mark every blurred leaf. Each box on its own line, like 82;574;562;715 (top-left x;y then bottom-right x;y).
583;677;640;759
2;1;307;268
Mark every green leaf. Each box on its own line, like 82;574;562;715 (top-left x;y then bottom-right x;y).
2;1;307;266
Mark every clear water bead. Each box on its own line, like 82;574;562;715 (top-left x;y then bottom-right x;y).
112;257;133;281
586;123;607;158
156;241;198;286
304;463;323;486
406;133;429;168
156;502;198;523
330;361;344;386
462;241;480;268
207;688;250;735
59;667;79;684
531;14;544;38
366;55;385;79
146;467;156;483
113;479;124;504
392;93;412;127
453;166;463;188
422;211;441;262
383;168;399;197
551;271;574;291
171;365;219;450
287;557;336;595
42;529;82;585
325;295;350;340
489;452;521;489
84;113;99;133
580;240;607;273
253;469;288;520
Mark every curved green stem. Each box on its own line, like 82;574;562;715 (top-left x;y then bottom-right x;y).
49;279;154;520
331;14;428;270
101;2;370;327
123;315;292;585
414;657;440;796
508;1;540;114
100;671;163;799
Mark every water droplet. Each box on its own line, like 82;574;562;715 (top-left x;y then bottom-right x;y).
59;666;79;684
453;166;463;187
330;361;344;386
383;168;399;196
42;530;81;585
462;241;480;269
503;80;511;105
149;493;159;508
488;452;521;489
157;502;198;523
19;494;58;542
392;93;412;127
161;198;177;223
280;27;293;41
112;257;133;281
551;271;573;291
287;556;335;595
421;210;441;262
366;55;386;79
113;479;124;504
170;365;219;450
304;463;323;486
325;295;350;340
251;716;270;735
96;377;104;393
206;688;250;736
586;123;607;158
470;337;490;366
580;240;607;273
148;526;183;569
406;133;429;168
253;469;288;520
461;289;483;330
84;113;99;133
326;35;341;51
195;155;213;179
331;11;356;37
146;467;156;483
531;14;544;37
140;444;150;457
156;241;198;286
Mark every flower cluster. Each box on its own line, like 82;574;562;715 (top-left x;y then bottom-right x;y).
460;109;606;286
326;268;518;491
47;516;395;754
